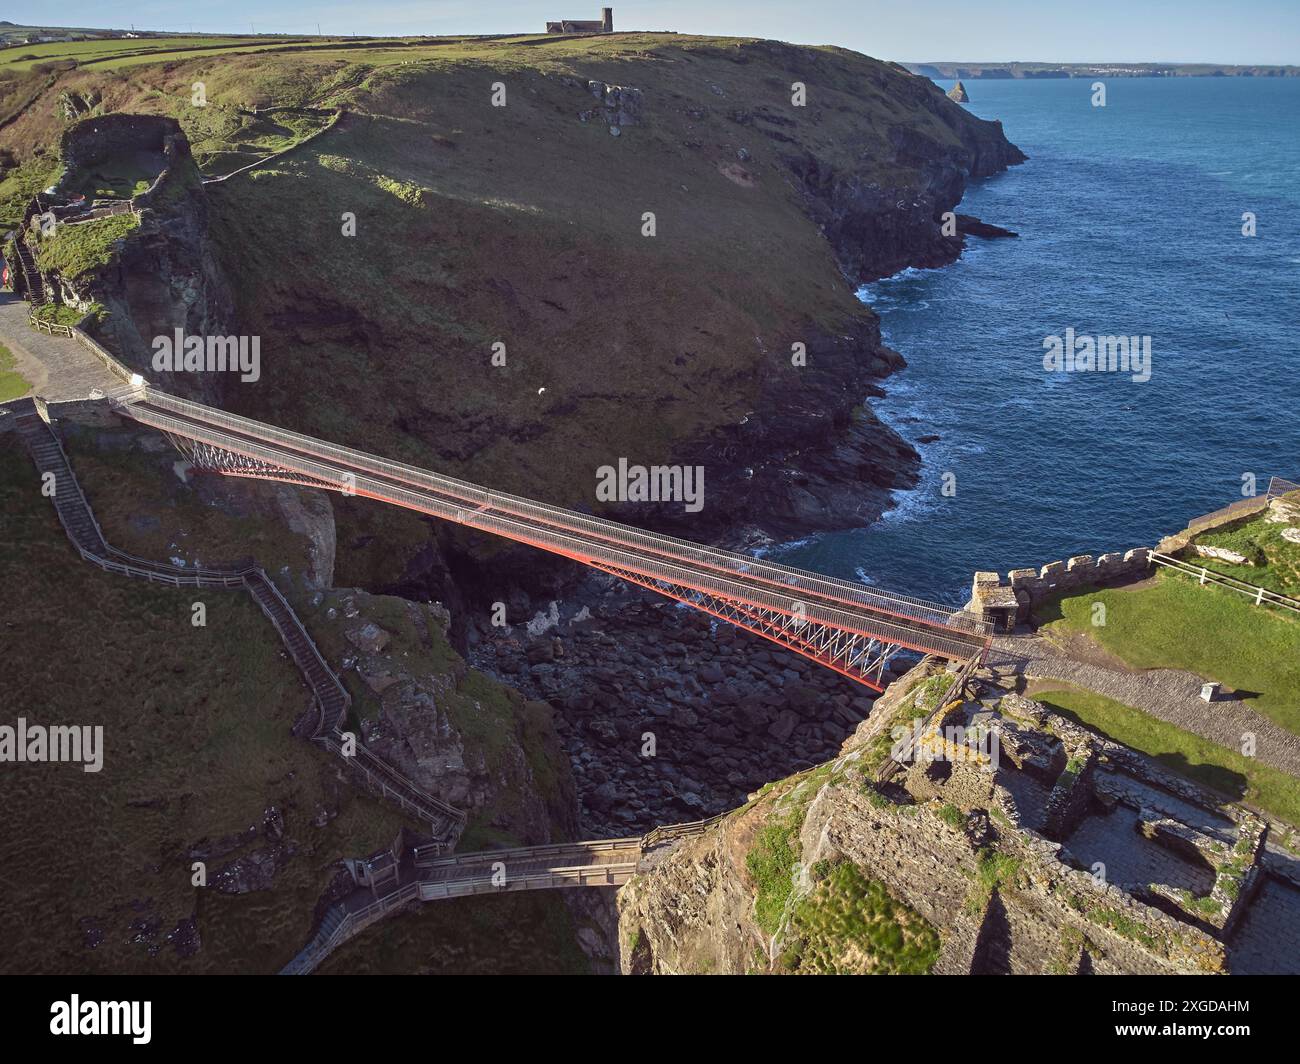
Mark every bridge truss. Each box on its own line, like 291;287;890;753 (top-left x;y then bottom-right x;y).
129;389;990;692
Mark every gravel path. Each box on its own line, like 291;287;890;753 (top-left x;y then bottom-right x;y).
993;633;1300;777
0;294;120;403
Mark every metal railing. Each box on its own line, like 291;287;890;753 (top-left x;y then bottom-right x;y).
1151;552;1300;617
876;652;983;783
15;403;465;840
640;811;730;849
417;863;640;899
285;811;736;973
281;883;420;976
414;837;641;868
117;395;991;664
126;389;987;637
318;734;466;830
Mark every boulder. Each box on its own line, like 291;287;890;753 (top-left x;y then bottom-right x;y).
346;621;390;654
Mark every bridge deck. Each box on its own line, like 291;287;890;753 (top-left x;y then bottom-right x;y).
118;390;990;670
416;841;645;898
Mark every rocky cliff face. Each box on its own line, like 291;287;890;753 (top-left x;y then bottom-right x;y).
10;36;1026;583
791;95;1024;281
40;115;238;404
618;663;1230;976
299;584;581;846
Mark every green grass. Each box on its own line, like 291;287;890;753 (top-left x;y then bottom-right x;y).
1035;686;1300;827
1039;571;1300;734
964;849;1022;915
777;861;940;974
0;341;31;400
746;807;805;937
0;434;414;973
1086;906;1158;950
915;672;956;712
34;212;139;279
69;157;160;200
317;891;590;975
0;149;60;229
1191;513;1300;598
30;302;83;326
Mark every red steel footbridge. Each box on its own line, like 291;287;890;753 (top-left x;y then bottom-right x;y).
115;388;991;690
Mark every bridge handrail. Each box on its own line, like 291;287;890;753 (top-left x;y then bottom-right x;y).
126;389;987;635
246;571;352;721
877;652;982;783
282;882;420;975
640;811;730;849
119;400;990;662
317;733;467;826
414;838;641;868
417;864;641;898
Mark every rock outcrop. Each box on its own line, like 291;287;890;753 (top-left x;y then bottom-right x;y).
948;79;970;103
37;115;238;405
616;662;1267;975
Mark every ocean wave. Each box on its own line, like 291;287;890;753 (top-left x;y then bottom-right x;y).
751;535;816;558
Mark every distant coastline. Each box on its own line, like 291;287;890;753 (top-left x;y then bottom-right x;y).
906;62;1299;78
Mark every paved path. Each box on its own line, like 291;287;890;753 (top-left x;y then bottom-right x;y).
0;294;120;403
994;634;1300;777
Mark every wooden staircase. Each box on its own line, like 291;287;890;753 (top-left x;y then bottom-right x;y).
11;398;464;845
13;236;47;306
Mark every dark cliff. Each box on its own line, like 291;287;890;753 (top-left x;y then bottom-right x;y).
7;32;1025;588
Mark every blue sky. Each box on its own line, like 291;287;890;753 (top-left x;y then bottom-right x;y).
11;0;1300;64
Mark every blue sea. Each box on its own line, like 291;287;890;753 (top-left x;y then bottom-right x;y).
775;77;1300;604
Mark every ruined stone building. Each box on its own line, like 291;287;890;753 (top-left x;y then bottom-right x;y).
547;7;614;34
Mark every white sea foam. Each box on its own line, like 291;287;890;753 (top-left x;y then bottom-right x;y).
751;535;815;559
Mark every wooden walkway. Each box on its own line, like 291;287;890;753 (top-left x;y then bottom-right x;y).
280;817;725;975
8;392;724;975
10;397;464;844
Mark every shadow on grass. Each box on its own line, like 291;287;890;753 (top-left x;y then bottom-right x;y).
1029;574;1157;630
1037;697;1250;805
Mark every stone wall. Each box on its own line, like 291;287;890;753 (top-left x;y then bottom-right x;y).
972;547;1153;626
55;113;180;192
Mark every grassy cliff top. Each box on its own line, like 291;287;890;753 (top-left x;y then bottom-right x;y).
1;30;1020;579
